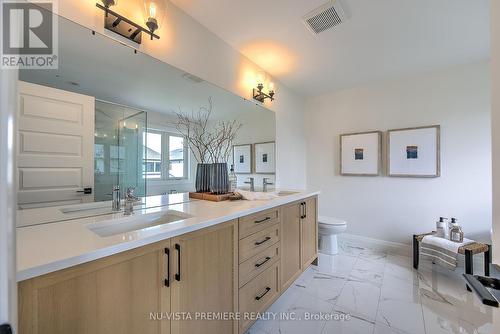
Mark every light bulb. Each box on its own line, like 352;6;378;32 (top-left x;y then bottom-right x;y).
268;81;275;92
256;71;266;85
149;3;157;19
143;0;167;34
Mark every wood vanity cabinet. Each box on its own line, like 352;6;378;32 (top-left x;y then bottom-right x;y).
170;220;238;334
18;220;238;334
280;202;302;290
18;198;317;334
280;196;318;290
18;240;171;334
301;196;318;268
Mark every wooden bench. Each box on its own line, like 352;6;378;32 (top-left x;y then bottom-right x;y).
413;233;491;277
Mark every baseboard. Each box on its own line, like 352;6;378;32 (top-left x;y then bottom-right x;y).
338;233;412;257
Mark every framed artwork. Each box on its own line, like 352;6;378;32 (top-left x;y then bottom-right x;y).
340;131;382;176
254;142;276;174
233;144;252;174
387;125;440;177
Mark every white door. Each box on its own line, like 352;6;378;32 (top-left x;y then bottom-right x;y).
17;81;95;208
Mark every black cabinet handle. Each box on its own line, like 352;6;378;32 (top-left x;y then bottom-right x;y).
255;256;271;268
254;217;271;224
255;287;271;300
254;236;271;246
300;202;305;219
164;247;170;287
0;324;13;334
304;202;307;219
175;243;181;281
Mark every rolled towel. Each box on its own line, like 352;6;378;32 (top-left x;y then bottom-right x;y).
420;235;474;270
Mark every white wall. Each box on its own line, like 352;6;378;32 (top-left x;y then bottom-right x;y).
491;0;500;264
305;62;491;244
54;0;306;190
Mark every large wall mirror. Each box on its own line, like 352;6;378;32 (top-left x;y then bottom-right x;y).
18;12;276;225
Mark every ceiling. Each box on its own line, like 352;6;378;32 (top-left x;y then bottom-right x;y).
171;0;490;97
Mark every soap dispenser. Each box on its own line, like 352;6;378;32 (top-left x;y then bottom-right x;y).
435;217;448;238
449;218;464;243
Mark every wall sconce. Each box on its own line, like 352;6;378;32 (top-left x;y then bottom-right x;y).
253;72;275;103
96;0;166;44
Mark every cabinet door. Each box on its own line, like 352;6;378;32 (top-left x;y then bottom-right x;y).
170;220;238;334
18;241;171;334
280;202;302;290
301;196;318;268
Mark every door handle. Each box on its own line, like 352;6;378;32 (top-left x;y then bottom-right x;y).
255;256;271;268
255;287;271;300
164;247;170;287
76;187;92;195
300;202;305;219
254;236;271;246
175;243;181;281
304;202;307;219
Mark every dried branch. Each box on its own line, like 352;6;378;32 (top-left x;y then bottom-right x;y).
173;97;242;164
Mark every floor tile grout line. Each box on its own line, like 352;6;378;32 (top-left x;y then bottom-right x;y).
371;251;386;334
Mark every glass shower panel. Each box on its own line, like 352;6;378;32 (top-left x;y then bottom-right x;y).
118;110;147;198
94;101;146;201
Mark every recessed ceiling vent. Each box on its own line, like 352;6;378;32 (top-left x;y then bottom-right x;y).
182;72;204;84
302;0;348;35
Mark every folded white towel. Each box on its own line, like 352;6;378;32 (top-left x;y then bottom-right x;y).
420;235;474;270
234;189;279;201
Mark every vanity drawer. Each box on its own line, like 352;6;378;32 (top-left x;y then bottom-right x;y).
239;262;280;332
239;208;280;239
239;242;280;288
239;224;280;263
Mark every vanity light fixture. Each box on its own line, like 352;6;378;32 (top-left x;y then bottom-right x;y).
253;72;275;103
96;0;165;44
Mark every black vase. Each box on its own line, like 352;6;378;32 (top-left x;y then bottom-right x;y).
195;163;211;192
210;163;229;194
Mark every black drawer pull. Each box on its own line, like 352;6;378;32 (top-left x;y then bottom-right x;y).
255;256;271;268
255;287;271;301
254;217;271;224
254;236;271;246
175;243;181;281
164;247;170;287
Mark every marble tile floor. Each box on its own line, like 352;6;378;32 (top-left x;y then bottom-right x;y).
246;242;495;334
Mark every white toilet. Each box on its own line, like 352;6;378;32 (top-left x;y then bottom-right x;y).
318;216;347;255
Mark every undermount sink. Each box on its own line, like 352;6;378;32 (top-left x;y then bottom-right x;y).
275;191;299;196
87;210;193;237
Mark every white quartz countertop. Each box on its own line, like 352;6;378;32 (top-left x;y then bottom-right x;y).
16;190;319;282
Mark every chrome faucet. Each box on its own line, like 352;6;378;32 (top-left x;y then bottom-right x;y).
263;178;274;192
124;187;139;216
112;185;121;211
244;177;255;191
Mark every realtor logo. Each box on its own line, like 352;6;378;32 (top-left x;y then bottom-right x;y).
2;0;58;69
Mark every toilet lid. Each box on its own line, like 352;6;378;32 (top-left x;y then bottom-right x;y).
318;216;347;226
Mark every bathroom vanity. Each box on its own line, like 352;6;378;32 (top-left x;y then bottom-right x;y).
16;192;318;334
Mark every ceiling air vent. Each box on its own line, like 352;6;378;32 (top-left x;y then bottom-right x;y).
182;72;204;84
302;0;348;35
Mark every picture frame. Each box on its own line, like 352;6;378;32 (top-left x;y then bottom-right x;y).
387;125;440;178
340;131;382;176
254;141;276;174
232;144;252;174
